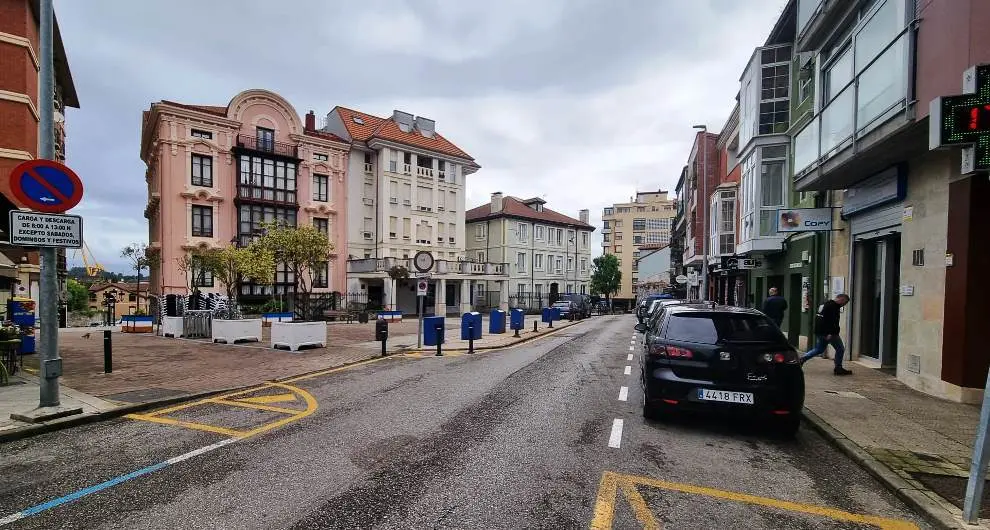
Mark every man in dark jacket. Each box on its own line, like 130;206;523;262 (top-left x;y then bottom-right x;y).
800;294;851;375
762;287;787;328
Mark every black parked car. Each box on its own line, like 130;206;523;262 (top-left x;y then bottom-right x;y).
636;294;673;324
634;303;805;437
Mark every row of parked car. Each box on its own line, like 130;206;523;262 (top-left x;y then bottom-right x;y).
550;294;594;320
633;295;805;437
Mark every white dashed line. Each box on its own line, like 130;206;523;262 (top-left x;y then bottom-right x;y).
627;353;633;361
618;386;629;401
630;340;636;344
629;346;634;351
623;366;631;375
608;419;624;448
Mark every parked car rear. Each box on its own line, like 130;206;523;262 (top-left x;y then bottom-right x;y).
635;304;804;437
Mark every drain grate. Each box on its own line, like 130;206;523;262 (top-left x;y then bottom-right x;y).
105;387;190;403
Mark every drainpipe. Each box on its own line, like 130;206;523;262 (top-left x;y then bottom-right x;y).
374;150;380;260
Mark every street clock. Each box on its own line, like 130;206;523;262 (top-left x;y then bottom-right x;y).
413;251;434;273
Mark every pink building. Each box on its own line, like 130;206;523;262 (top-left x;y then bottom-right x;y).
140;89;350;300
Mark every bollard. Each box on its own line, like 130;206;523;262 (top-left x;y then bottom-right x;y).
468;324;474;354
376;318;389;357
533;320;538;333
514;326;520;338
103;330;112;374
435;323;443;356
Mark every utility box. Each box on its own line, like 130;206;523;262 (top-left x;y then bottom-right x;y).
542;307;560;324
423;316;445;346
461;312;482;341
489;309;506;334
510;308;525;331
375;318;389;341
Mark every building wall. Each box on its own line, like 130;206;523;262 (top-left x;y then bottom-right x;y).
915;0;990;120
0;0;40;180
601;192;677;300
829;190;852;357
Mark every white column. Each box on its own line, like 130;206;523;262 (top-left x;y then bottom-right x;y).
499;280;510;312
435;278;446;316
460;279;472;314
383;278;396;311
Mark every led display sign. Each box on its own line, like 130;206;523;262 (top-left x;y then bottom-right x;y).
930;64;990;172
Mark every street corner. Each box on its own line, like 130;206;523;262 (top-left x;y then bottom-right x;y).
125;382;317;439
589;471;922;530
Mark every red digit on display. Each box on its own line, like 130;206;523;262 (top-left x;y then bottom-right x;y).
970;107;980;130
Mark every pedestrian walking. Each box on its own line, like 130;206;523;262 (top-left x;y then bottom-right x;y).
762;287;787;328
800;294;852;375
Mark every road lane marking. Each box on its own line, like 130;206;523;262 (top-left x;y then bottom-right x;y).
623;366;631;375
589;471;920;530
0;438;238;526
627;354;633;361
607;419;624;448
629;346;634;351
630;340;635;344
234;393;297;405
618;387;628;401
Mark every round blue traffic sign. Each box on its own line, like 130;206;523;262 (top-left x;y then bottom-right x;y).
8;159;84;213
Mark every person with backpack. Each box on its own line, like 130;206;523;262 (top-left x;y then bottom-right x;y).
800;294;851;375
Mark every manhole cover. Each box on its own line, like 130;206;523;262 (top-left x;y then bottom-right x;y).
911;472;990;517
105;388;190;403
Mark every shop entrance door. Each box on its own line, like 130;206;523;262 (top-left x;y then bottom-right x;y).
854;235;900;367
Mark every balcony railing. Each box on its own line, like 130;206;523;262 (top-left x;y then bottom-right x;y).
235;134;298;158
347;257;508;276
416;166;434;178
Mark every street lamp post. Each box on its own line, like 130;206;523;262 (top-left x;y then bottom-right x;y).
693;124;709;301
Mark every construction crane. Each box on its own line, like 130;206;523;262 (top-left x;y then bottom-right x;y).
70;243;105;277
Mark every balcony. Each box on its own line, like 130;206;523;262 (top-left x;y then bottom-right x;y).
416;166;434;178
364;162;373;174
346;258;508;277
235;134;298;159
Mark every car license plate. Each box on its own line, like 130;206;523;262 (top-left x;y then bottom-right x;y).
697;389;754;405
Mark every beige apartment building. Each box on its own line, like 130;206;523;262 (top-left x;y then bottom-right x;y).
601;190;677;306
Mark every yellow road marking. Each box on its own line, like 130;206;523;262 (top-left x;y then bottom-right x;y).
280;355;394;384
211;399;301;415
125;413;246;438
590;471;919;530
232;393;298;405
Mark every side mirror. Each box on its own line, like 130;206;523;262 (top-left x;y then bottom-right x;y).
634;323;646;333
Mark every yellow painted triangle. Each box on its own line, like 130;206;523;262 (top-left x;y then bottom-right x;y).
235;393;297;405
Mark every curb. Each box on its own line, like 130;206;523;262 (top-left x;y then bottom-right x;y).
0;352;390;445
801;408;974;530
405;317;591;355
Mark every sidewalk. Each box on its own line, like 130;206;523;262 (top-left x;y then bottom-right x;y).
802;358;988;529
0;316;584;440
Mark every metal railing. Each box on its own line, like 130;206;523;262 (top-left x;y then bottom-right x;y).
236;134;298;158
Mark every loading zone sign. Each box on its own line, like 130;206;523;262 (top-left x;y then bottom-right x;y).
9;211;83;248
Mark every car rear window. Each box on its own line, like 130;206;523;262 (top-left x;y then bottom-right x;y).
665;313;783;344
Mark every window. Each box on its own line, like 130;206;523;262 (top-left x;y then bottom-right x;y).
534;254;544;269
518;223;529;243
567;257;574;271
632;219;646;231
603;207;614;216
759;101;790;135
581;232;589;247
191;155;213;187
581;258;587;272
403;218;411;239
535;284;543;298
438;191;446;210
389;216;398;238
449;223;456;243
517;284;526;296
128;293;137;302
857;34;908;132
191;205;213;237
475;224;487;239
389;180;398;203
312;174;329;202
314;218;329;236
615;233;623;241
633;235;644;244
603;220;610;229
824;47;853;103
603;233;611;243
190;264;214;287
313;262;329;288
616;245;623;253
555;229;563;247
417;186;432;209
758;45;792;135
448;191;456;211
535;225;545;240
477;251;486;262
389;150;399;173
580;284;586;294
555;256;563;272
313;153;328;162
256;127;275;151
237;204;296;246
191;129;212;139
516;252;526;273
238;155;297;203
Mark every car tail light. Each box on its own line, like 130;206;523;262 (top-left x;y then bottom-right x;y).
759;351;799;364
648;345;693;359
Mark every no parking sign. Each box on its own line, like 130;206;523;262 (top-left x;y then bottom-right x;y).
416;280;428;296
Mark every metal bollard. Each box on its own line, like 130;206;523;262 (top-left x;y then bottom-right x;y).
533;320;538;333
468;324;475;355
435;324;443;357
103;330;112;374
514;326;520;338
376;319;389;357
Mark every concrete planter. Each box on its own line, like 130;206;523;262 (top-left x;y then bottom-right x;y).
162;316;184;338
212;318;262;344
271;321;326;352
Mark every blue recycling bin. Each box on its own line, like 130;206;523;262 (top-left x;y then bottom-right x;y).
541;307;560;324
489;309;506;334
461;312;482;341
510;308;525;331
423;316;445;346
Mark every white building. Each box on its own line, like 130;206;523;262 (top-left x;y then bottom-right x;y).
465;193;595;310
323;107;509;315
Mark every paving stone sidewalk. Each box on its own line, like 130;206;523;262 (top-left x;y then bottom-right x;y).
802;358;989;528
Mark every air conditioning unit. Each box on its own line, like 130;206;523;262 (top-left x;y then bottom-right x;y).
389;197;398;204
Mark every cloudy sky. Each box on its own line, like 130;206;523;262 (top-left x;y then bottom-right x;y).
57;0;788;272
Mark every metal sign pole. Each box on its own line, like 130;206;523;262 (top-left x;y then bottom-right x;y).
417;295;423;349
963;369;990;523
37;0;60;408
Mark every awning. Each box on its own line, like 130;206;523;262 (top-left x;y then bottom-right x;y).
0;252;18;279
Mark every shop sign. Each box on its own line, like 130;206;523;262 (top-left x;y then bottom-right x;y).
776;208;835;232
930;63;990;173
718;257;764;271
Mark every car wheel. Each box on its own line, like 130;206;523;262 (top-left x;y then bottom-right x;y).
772;415;800;439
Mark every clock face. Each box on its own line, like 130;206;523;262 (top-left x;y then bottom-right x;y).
413;251;434;272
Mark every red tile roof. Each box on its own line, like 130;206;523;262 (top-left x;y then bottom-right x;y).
466;196;595;230
160;100;228;117
303;129;347;143
333;106;475;161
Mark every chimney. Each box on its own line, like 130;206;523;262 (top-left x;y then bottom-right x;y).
491;192;504;213
392;110;414;132
414;116;435;138
579;209;589;224
305;110;315;131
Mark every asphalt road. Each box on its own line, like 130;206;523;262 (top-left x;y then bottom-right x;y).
0;315;930;529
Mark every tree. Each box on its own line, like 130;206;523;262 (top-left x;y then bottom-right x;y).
254;222;333;319
66;279;89;312
590;254;622;310
121;243;160;313
197;244;276;319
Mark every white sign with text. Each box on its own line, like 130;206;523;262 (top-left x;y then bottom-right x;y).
776;208;834;232
9;211;83;248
